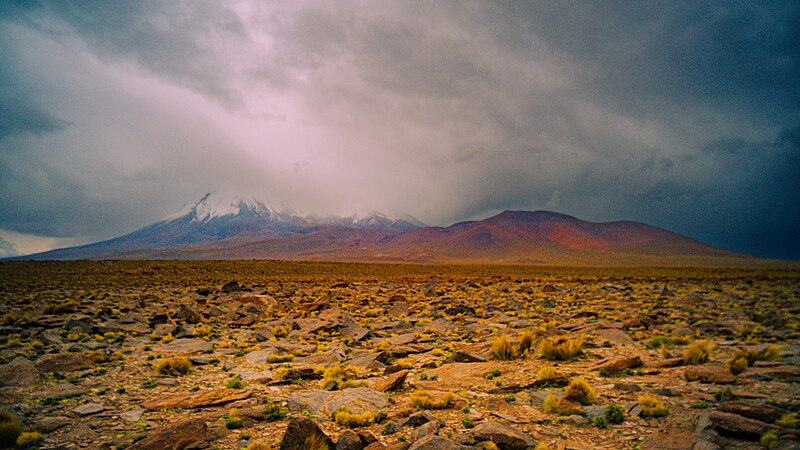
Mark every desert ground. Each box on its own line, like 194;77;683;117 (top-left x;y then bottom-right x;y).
0;261;798;449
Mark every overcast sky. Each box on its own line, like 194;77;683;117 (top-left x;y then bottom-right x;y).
1;1;798;259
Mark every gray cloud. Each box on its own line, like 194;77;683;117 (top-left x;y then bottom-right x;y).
0;1;798;258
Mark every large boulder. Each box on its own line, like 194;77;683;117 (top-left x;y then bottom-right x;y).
0;357;42;386
280;417;334;450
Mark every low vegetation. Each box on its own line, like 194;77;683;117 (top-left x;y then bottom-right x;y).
543;394;583;416
409;390;457;410
491;335;516;360
538;336;583;360
683;340;715;365
638;394;669;418
155;357;192;375
563;376;596;405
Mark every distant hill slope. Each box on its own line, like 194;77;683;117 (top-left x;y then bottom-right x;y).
15;196;752;265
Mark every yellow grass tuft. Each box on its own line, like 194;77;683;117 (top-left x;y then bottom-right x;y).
409;390;457;410
538;336;583;361
682;340;714;365
564;376;597;405
491;335;517;360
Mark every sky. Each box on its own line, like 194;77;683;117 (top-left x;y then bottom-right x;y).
0;1;798;259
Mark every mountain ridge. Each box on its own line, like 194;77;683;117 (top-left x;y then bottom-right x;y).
9;193;755;266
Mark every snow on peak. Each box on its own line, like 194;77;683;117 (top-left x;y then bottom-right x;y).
169;192;275;222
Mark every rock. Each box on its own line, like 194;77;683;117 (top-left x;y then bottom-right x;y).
35;352;94;373
0;357;42;386
363;444;386;450
288;390;332;416
142;389;252;410
410;419;441;442
717;401;786;423
651;358;684;368
325;388;390;416
451;351;487;363
407;435;471;450
175;305;203;324
337;429;363;450
371;370;409;392
593;327;635;346
400;411;442;428
554;415;589;427
157;338;213;354
349;351;389;370
280;417;334;450
709;410;776;438
72;402;106;416
34;416;72;432
471;421;537;450
128;418;207;450
153;323;178;337
596;356;643;375
684;366;736;384
740;365;800;381
221;281;241;293
641;429;697;449
295;349;345;366
119;408;145;422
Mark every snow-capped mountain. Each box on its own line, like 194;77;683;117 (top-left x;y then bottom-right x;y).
18;192;426;259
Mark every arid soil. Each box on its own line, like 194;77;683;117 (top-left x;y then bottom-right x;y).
0;261;798;450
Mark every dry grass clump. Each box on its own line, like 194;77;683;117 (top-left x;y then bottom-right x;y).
638;394;669;418
777;412;799;429
304;433;333;450
267;353;294;363
155;357;192;375
537;365;564;380
321;365;365;391
409;390;457;410
564;377;597;405
247;443;271;450
0;410;22;448
16;431;43;447
538;336;583;361
542;394;583;416
331;408;373;428
727;344;782;374
682;340;714;365
491;335;517;360
273;323;293;338
518;330;537;354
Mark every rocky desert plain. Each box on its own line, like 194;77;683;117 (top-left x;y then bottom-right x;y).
0;261;798;450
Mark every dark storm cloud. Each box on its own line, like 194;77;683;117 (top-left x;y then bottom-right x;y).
0;1;798;258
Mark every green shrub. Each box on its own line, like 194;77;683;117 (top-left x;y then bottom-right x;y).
263;402;288;422
760;430;779;449
592;415;607;428
605;404;625;424
224;375;244;389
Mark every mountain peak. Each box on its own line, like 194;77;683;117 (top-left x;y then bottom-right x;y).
169;192;275;223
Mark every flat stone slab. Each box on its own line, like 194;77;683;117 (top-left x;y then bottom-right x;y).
142;388;252;410
35;353;94;373
128;418;207;450
287;387;389;417
472;420;537;450
684;366;736;384
0;357;42;386
72;402;106;416
155;338;213;354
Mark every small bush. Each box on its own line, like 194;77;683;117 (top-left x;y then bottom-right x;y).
777;412;799;429
682;340;714;365
321;365;364;391
564;377;596;405
247;443;271;450
491;336;516;360
638;395;669;418
727;345;782;374
225;409;243;429
267;353;294;363
760;429;779;449
263;402;288;422
542;394;583;416
381;421;397;435
273;323;293;338
461;416;474;428
538;336;583;361
409;390;457;410
535;443;551;450
726;355;749;375
304;433;332;450
331;408;373;428
647;335;672;349
0;410;22;447
537;365;563;380
16;431;43;448
224;375;244;389
605;404;625;424
155;357;192;375
592;415;607;428
518;330;537;354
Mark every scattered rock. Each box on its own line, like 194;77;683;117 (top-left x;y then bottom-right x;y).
684;366;736;384
471;421;537;450
0;357;42;386
371;370;408;392
595;356;643;375
35;352;94;373
142;389;252;410
407;435;470;450
709;410;777;438
450;351;487;363
156;338;213;354
128;418;207;450
71;402;106;416
336;429;363;450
